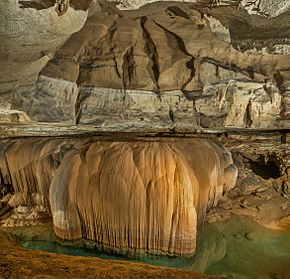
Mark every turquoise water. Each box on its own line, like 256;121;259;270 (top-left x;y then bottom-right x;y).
16;216;290;279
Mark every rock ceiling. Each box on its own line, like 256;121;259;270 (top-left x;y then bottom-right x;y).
0;0;289;133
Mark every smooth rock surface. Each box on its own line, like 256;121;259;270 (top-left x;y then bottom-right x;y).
0;0;89;96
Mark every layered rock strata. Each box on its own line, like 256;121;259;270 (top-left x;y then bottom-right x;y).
0;0;289;131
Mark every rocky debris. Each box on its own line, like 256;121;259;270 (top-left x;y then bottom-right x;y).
206;136;290;228
55;0;70;16
1;205;50;227
241;0;290;17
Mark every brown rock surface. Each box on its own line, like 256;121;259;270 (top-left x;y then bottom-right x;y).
15;5;289;129
0;1;289;277
206;132;290;229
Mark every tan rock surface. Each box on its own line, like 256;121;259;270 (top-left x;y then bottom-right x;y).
0;133;289;259
206;133;290;229
0;0;90;95
0;1;289;276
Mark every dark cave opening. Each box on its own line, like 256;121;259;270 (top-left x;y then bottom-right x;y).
248;155;281;180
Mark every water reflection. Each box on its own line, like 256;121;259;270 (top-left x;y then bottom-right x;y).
17;216;290;279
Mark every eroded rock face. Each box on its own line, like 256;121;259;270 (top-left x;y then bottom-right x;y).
0;139;71;226
0;138;237;256
0;0;289;259
0;0;91;106
1;132;289;257
0;1;289;131
241;0;290;17
11;6;287;130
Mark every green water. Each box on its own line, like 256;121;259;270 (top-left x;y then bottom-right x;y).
15;216;290;279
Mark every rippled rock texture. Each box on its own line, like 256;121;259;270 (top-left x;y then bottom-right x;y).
0;138;237;256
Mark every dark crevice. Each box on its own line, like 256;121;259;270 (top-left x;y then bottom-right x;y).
19;0;56;10
106;23;122;80
202;57;266;80
74;88;91;125
153;20;191;56
273;71;285;94
166;6;191;20
122;47;136;90
169;109;175;122
140;17;160;94
181;58;196;94
19;0;93;11
55;0;70;16
247;155;281;180
244;99;253;128
152;20;196;95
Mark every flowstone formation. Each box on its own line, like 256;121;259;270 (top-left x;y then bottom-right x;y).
0;138;237;256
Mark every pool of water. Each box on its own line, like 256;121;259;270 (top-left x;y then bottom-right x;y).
14;216;290;279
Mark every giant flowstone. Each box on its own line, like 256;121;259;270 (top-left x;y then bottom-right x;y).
49;138;237;256
0;138;237;256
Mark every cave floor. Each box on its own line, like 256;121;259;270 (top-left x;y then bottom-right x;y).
2;215;290;279
0;230;221;279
